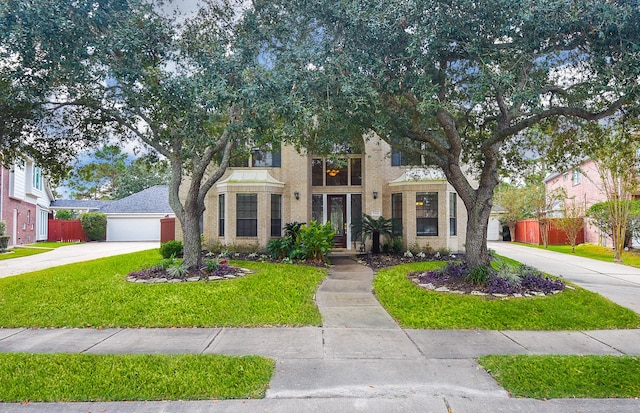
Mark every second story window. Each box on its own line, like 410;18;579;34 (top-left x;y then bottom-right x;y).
33;166;43;191
230;145;281;168
312;158;362;187
572;170;581;185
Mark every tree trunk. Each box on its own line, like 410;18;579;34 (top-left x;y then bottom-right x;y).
180;208;203;269
508;224;516;242
464;197;493;269
372;230;380;254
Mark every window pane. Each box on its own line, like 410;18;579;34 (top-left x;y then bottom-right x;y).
271;194;282;237
219;194;225;237
312;194;324;223
351;194;362;241
416;192;438;236
236;194;257;237
252;145;282;167
392;193;403;236
326;159;348;186
350;158;362;186
312;159;324;186
392;149;422;166
449;193;457;236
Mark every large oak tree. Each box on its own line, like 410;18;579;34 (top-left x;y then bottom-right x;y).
253;0;640;269
3;0;281;268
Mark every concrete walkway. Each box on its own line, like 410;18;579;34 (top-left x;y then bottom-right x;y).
1;251;640;412
0;242;159;278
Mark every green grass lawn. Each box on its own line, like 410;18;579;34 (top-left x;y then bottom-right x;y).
479;355;640;398
514;242;640;268
373;262;640;330
0;250;326;327
0;353;274;402
0;242;80;261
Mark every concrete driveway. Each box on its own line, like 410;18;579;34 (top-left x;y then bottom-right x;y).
0;242;159;279
489;241;640;314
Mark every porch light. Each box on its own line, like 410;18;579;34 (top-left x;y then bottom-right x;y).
373;191;378;199
294;190;300;200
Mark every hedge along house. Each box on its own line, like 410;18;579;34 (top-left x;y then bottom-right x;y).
189;135;468;253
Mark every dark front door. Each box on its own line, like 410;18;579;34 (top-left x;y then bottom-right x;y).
328;195;347;248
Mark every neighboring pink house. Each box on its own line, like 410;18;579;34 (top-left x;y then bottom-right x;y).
0;160;55;246
544;159;639;247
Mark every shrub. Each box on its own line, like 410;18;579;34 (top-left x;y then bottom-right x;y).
0;220;6;235
466;265;492;286
54;210;76;220
80;212;107;241
521;275;565;294
298;221;335;263
160;240;183;259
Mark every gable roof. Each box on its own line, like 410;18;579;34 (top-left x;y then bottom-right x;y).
98;185;173;214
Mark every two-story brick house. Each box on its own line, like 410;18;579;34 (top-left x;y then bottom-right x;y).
197;136;468;253
544;159;640;247
0;160;55;246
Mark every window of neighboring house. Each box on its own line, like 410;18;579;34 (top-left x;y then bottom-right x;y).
312;194;324;222
271;194;282;237
38;208;48;239
572;170;581;185
236;194;257;237
416;192;438;236
391;149;423;166
218;194;225;237
392;193;403;236
449;192;457;236
32;166;43;191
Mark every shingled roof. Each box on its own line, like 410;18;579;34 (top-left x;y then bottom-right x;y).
98;185;173;214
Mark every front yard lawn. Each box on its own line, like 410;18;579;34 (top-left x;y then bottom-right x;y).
479;355;640;398
373;262;640;330
0;353;274;401
0;250;325;327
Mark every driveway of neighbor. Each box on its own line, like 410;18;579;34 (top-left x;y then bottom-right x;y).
489;241;640;314
0;242;159;279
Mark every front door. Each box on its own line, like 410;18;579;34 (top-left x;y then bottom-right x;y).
328;195;347;248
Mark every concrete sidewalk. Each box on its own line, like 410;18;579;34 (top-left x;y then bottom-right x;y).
0;242;159;278
1;254;640;412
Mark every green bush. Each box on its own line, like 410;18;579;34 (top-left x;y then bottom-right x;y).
80;212;107;241
54;210;76;220
0;220;6;235
0;235;10;253
298;221;335;263
466;265;492;286
160;240;183;259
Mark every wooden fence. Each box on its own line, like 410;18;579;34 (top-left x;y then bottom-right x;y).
514;218;585;245
48;219;88;242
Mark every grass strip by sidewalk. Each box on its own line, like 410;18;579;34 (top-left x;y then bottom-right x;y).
0;250;325;327
374;262;640;330
479;355;640;398
514;242;640;268
0;353;274;402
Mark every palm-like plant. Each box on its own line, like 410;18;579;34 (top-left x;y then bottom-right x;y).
351;214;393;254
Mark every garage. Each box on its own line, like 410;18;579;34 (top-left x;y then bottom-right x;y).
99;186;174;242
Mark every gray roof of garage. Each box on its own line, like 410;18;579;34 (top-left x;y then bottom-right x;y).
98;185;173;214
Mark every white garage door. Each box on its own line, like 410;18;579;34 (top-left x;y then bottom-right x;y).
487;216;501;241
107;217;161;242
